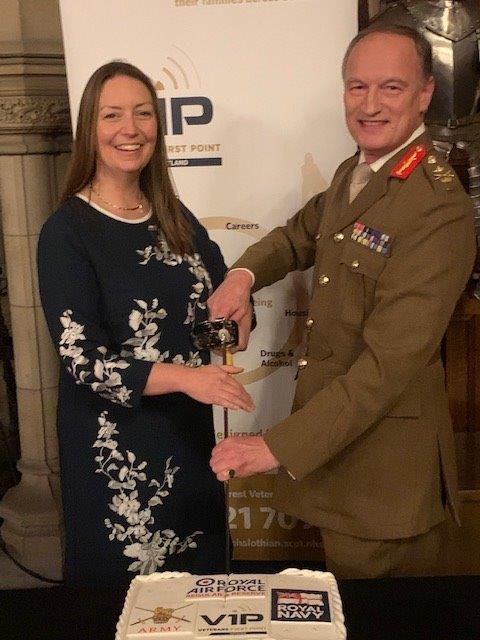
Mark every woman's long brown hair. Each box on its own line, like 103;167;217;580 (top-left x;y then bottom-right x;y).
60;60;192;255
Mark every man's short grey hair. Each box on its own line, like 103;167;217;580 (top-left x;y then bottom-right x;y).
342;24;433;80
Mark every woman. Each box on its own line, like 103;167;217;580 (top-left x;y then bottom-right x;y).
37;61;254;586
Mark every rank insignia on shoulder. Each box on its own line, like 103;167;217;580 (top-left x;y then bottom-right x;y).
423;154;456;189
390;144;426;179
351;221;391;256
431;164;456;184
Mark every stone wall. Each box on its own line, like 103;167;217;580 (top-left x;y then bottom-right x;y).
0;0;71;585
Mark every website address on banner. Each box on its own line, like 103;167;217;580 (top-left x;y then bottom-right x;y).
233;538;323;549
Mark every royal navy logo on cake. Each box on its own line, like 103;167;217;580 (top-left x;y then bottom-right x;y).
271;589;331;622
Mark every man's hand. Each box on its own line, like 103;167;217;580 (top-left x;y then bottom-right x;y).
210;435;279;481
232;302;253;352
208;270;253;351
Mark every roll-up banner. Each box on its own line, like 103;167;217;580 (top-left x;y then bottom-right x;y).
59;0;357;560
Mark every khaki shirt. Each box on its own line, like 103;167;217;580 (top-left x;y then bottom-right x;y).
234;133;475;539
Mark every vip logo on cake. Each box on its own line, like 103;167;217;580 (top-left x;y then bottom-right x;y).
197;610;265;635
271;589;331;622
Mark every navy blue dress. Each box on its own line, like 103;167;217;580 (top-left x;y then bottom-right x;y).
37;196;227;587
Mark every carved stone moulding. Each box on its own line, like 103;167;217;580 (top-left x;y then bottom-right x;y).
0;95;70;135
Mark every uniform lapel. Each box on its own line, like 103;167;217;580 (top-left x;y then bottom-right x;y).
329;159;391;234
328;132;431;235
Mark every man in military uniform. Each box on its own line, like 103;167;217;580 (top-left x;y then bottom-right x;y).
208;25;476;578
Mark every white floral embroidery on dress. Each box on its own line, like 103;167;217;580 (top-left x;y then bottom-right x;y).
136;237;183;267
177;351;204;368
136;235;213;326
59;310;133;407
93;411;202;574
121;298;169;362
120;299;204;367
185;281;205;326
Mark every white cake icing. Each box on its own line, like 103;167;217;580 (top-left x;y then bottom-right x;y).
115;568;346;639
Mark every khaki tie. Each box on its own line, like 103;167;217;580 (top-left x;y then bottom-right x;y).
349;162;373;203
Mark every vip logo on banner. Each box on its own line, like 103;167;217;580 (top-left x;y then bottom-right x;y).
154;45;221;167
60;0;357;560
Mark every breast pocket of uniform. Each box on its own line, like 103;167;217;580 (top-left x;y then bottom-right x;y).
338;241;389;325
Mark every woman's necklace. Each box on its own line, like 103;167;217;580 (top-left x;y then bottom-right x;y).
89;183;143;211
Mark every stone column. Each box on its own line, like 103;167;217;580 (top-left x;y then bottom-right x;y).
0;0;71;584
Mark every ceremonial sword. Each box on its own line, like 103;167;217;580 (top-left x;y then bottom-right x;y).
191;318;239;574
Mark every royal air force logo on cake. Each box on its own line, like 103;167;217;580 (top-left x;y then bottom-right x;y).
186;575;267;598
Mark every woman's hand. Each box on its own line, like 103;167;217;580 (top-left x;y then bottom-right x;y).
180;364;255;411
144;362;254;411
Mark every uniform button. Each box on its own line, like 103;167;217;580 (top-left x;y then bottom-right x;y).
315;232;322;241
351;260;360;269
319;274;330;285
306;318;314;328
297;357;308;369
333;232;344;243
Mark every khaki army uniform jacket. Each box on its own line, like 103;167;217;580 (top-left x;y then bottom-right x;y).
234;133;475;540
